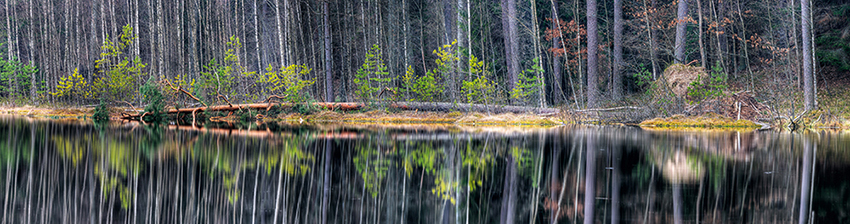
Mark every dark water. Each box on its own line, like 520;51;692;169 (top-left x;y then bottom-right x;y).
0;116;848;224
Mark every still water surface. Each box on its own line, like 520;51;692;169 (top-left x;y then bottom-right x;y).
0;116;848;223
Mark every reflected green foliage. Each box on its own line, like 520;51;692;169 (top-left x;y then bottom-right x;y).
462;139;493;192
354;141;389;198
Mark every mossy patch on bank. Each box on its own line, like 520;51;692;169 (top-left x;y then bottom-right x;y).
640;113;761;128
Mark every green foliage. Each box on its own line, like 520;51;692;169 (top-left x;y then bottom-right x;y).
255;64;315;103
354;44;393;102
686;61;728;103
141;77;165;122
510;58;544;104
401;65;443;102
93;24;146;102
0;56;38;99
92;99;110;122
632;63;653;88
200;36;255;104
51;68;93;100
461;55;495;104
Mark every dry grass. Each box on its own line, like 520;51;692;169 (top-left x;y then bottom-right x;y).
664;64;706;97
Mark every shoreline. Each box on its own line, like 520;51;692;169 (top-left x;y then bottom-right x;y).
2;105;847;130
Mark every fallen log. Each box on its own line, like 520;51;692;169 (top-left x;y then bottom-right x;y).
164;101;558;115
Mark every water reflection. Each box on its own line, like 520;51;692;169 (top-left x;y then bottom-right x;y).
0;116;848;223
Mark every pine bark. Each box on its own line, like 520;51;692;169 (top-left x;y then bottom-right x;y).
802;0;814;111
674;0;688;64
612;0;623;101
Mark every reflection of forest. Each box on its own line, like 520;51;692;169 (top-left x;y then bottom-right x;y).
0;116;848;223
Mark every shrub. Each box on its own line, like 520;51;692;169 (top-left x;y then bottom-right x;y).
199;36;255;104
0;56;39;99
461;55;495;104
93;25;146;102
686;61;727;103
92;100;110;122
510;58;544;105
255;64;315;104
354;44;393;103
140;77;165;122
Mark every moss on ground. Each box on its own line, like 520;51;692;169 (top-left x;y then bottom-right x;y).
640;113;761;128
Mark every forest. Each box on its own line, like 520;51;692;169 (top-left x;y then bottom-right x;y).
1;0;849;122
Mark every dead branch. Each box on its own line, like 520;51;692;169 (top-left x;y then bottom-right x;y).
164;79;207;107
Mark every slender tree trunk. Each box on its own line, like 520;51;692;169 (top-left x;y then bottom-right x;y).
323;1;333;102
275;0;285;66
4;0;11;61
586;0;599;108
550;0;563;105
646;0;658;79
612;0;623;102
697;0;706;68
674;0;688;63
801;0;814;110
529;0;546;108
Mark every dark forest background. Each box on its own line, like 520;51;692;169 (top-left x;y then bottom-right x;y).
0;0;848;109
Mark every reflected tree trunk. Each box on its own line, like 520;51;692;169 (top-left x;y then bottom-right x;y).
672;183;683;224
550;142;562;223
611;144;620;224
798;136;814;224
583;134;596;224
322;139;331;224
500;153;518;224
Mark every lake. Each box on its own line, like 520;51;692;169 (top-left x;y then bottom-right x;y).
0;115;847;223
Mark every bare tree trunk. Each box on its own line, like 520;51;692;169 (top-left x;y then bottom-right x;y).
586;0;599;108
550;0;564;105
697;0;706;68
645;0;658;79
502;0;520;97
529;0;546;108
323;1;333;102
4;0;11;61
801;0;814;110
612;0;623;102
275;0;285;66
674;0;688;64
